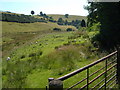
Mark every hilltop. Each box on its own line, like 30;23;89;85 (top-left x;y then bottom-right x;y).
0;11;86;22
48;14;87;22
0;11;87;31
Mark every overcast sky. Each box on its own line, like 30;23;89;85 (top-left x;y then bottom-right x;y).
0;0;89;16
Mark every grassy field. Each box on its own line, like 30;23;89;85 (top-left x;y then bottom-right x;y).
2;21;77;57
48;14;87;22
2;15;109;88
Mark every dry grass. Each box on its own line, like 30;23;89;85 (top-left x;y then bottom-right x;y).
48;14;87;22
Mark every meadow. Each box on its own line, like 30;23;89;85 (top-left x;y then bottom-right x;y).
48;14;87;22
2;21;76;57
2;14;108;88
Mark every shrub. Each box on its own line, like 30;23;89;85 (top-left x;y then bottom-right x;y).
29;52;36;57
55;46;59;49
38;51;42;56
41;45;80;75
66;28;73;31
53;28;61;31
20;55;25;59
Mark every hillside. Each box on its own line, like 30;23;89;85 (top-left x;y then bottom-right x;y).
0;11;86;22
2;12;104;88
2;21;77;57
2;19;103;88
48;14;87;22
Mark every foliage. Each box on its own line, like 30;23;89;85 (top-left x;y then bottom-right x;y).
81;19;86;27
49;16;54;22
57;18;64;25
72;20;81;29
0;12;46;23
66;28;73;31
87;22;101;31
65;14;69;18
31;10;35;15
53;28;61;31
87;2;120;50
40;11;43;16
56;17;82;29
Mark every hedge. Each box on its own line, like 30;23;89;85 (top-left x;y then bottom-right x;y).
0;12;47;23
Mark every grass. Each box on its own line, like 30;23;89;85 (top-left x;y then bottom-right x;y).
2;21;79;88
2;28;104;88
2;21;77;57
2;19;115;89
48;14;87;22
2;21;77;33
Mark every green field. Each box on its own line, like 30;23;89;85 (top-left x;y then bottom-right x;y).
2;14;107;88
2;21;77;56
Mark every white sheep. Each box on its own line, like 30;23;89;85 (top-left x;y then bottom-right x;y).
36;41;38;44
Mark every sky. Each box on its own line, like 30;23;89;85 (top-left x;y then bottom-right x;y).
0;0;89;16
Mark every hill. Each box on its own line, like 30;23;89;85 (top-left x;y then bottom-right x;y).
2;21;77;57
0;11;46;23
48;14;87;22
2;11;103;88
0;11;87;29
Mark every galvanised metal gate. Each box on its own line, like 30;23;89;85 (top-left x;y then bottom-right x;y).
47;47;120;89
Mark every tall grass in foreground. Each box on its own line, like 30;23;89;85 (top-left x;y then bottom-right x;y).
3;43;99;88
41;45;81;75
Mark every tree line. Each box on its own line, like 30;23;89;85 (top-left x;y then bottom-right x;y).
31;10;86;28
57;18;86;28
0;12;47;23
0;11;86;29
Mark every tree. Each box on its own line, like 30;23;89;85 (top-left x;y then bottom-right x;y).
66;28;73;31
43;13;49;19
57;18;64;25
53;28;61;31
65;14;69;18
87;2;120;50
65;20;68;25
81;19;86;27
31;10;35;15
40;11;43;16
49;17;54;22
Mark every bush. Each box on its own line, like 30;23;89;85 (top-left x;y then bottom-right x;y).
53;28;61;31
41;45;80;75
29;52;36;57
66;28;73;31
20;55;25;59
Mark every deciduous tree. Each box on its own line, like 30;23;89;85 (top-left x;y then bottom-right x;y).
31;10;35;15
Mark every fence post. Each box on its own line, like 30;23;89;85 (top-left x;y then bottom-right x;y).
48;78;63;90
117;46;120;88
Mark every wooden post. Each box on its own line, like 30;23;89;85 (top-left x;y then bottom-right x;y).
117;46;120;88
48;78;63;90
